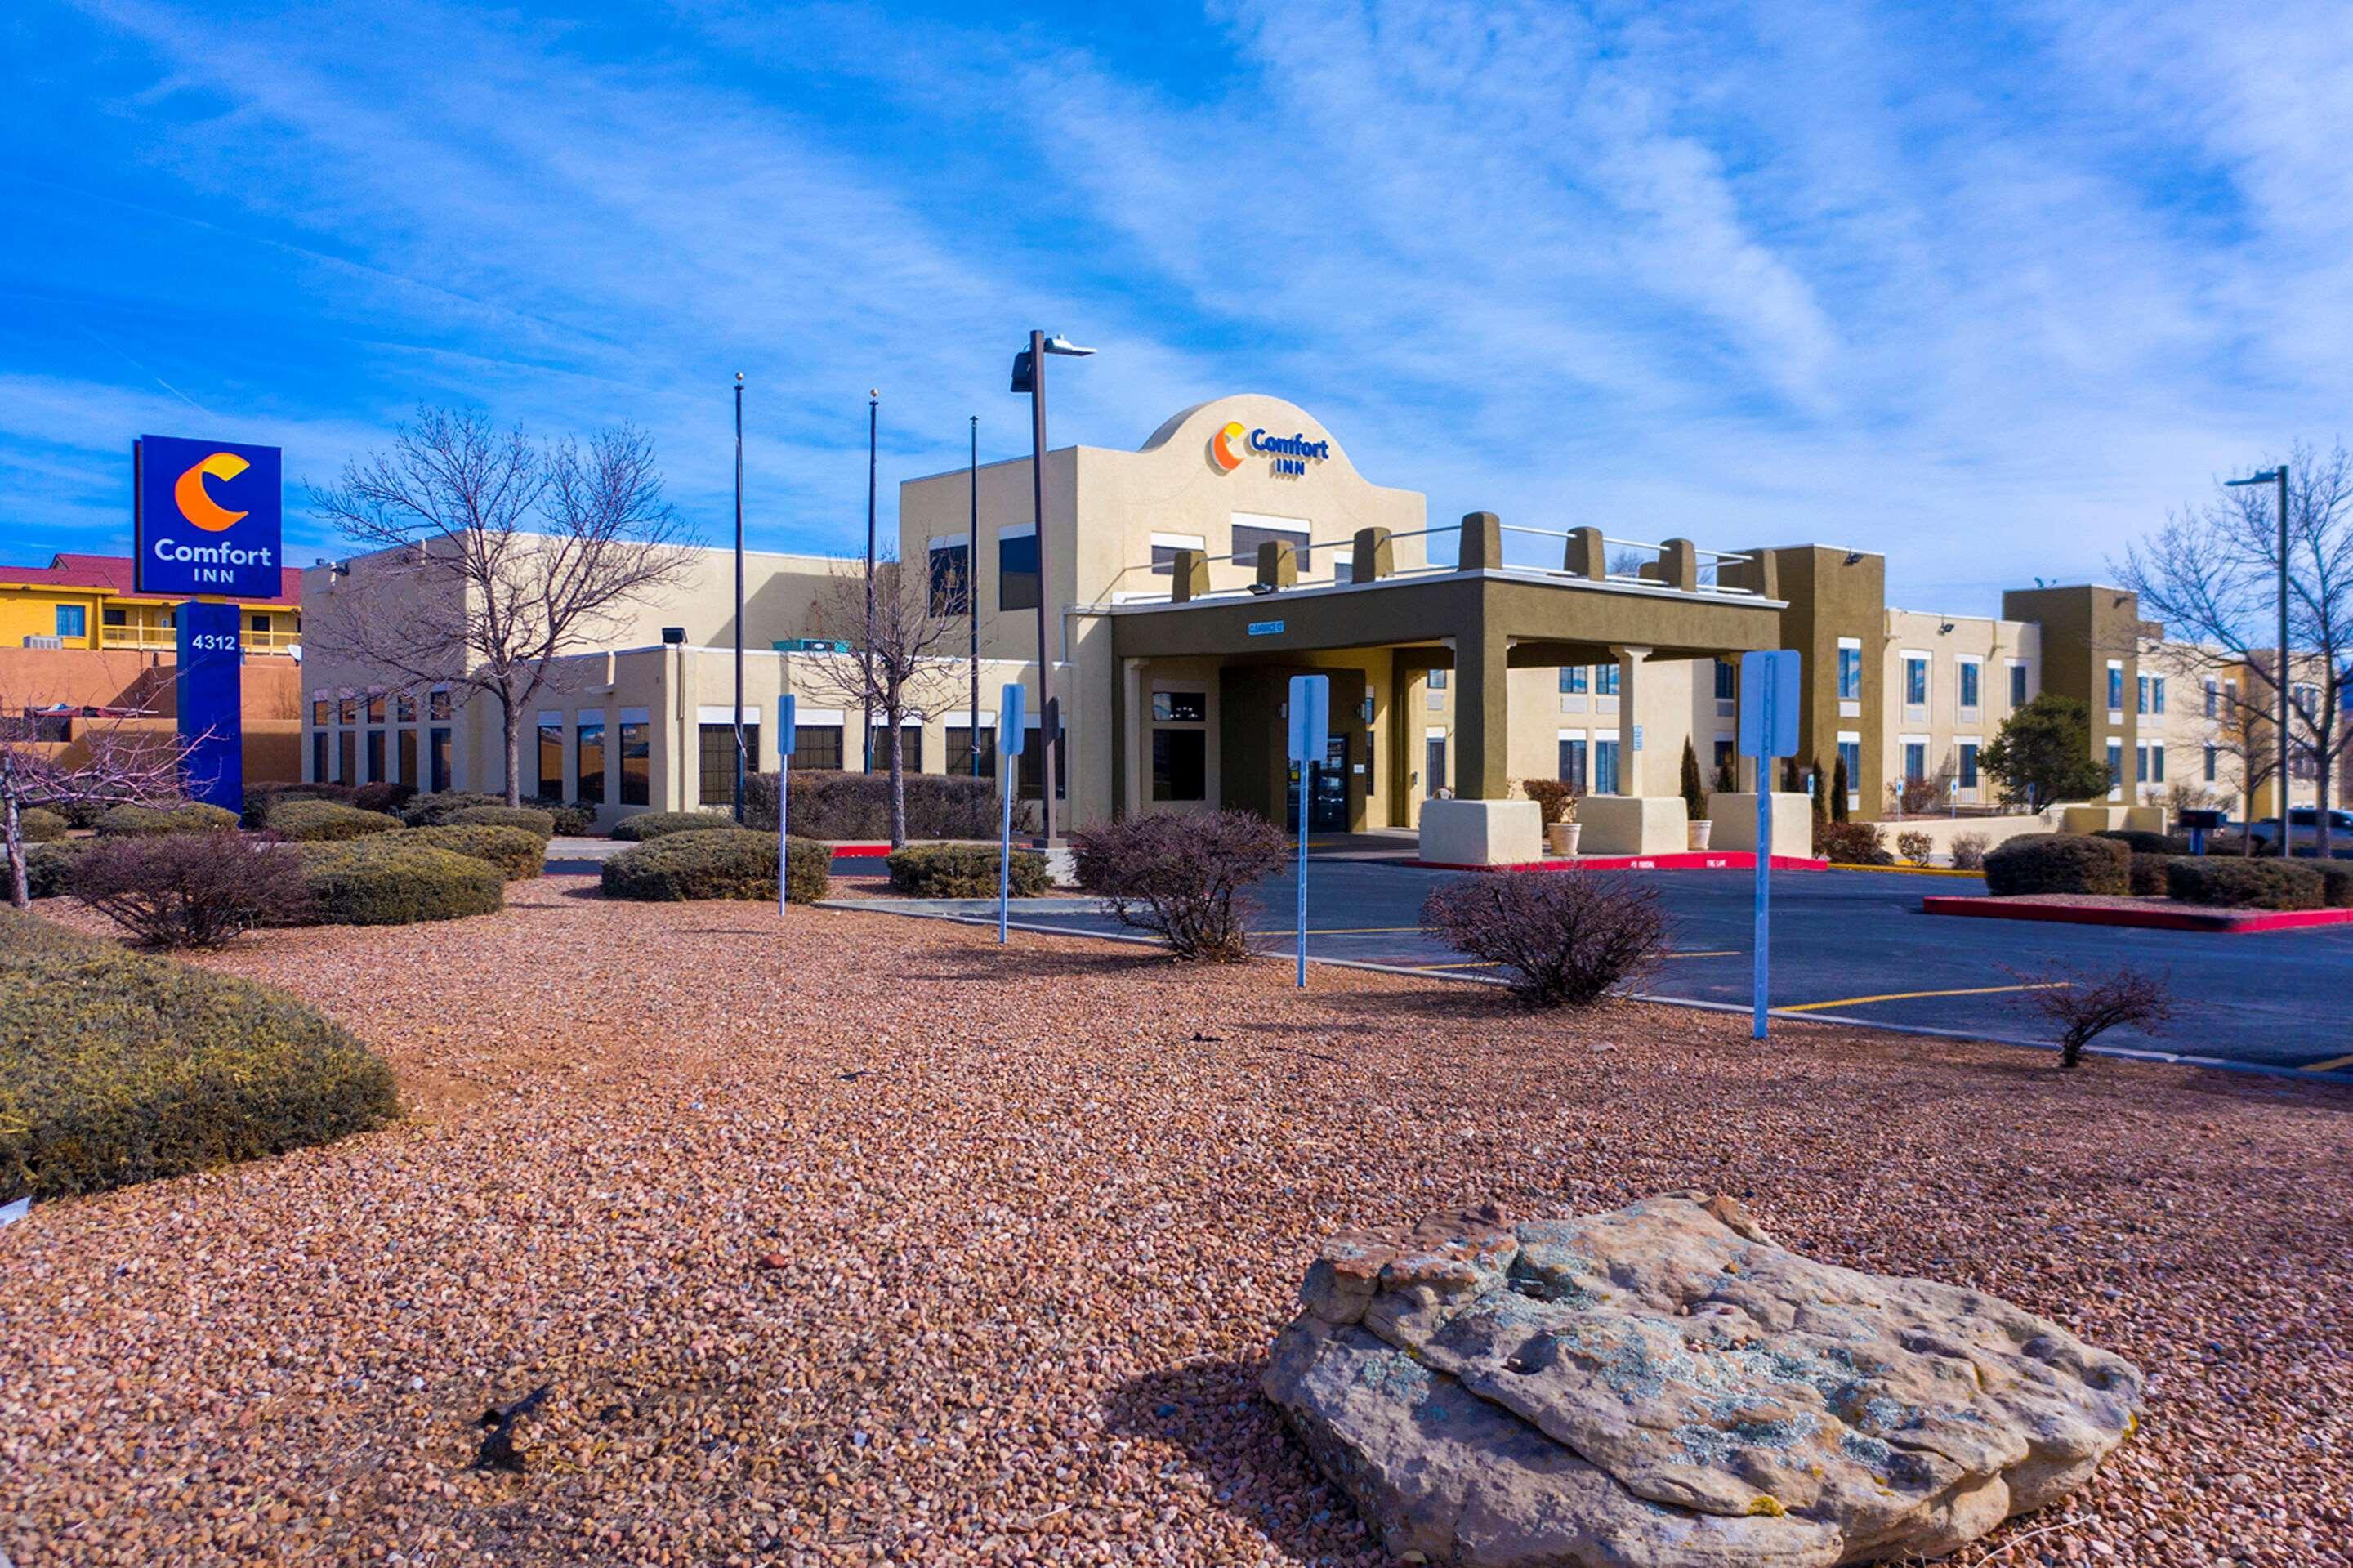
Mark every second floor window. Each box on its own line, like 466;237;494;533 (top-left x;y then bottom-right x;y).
1837;646;1862;700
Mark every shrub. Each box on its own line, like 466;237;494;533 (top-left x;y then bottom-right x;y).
1894;830;1933;866
612;810;732;842
402;824;547;881
53;798;112;830
2128;851;2171;897
2094;829;2191;855
547;802;597;836
0;910;397;1201
2320;863;2353;909
445;805;557;839
1521;778;1574;827
2013;963;2174;1070
69;832;313;949
16;807;69;844
745;771;1034;841
351;781;418;816
22;841;92;899
601;829;830;903
267;799;406;842
1949;832;1989;872
1982;833;2130;896
886;842;1050;899
401;791;509;827
94;802;240;837
1069;810;1288;962
1813;819;1891;866
240;781;359;829
1422;869;1668;1008
2163;856;2324;911
290;838;507;926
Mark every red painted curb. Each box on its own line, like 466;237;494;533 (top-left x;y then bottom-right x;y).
825;842;893;859
1920;895;2353;933
1418;852;1831;873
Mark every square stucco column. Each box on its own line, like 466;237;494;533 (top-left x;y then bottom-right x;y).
1612;645;1650;795
1456;620;1511;800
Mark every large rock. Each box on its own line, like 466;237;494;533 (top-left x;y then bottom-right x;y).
1262;1194;2142;1566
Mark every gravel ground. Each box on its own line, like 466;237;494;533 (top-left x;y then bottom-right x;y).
3;875;2348;1567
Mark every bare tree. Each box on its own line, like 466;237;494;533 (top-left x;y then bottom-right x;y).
2011;963;2174;1070
2116;442;2353;857
799;556;969;847
2;707;205;909
307;408;692;807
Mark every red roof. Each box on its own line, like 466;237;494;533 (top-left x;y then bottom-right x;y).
0;552;300;606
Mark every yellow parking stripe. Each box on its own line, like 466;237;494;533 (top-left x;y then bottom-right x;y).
2302;1052;2353;1074
1249;926;1429;936
1663;949;1739;958
1780;981;2067;1014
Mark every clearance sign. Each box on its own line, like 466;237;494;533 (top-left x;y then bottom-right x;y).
134;435;284;597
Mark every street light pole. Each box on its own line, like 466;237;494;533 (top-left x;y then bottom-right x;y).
1011;331;1094;842
968;413;980;778
864;390;878;775
733;372;746;824
2228;463;2293;855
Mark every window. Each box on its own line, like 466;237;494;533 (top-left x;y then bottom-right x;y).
2107;663;2124;713
2151;676;2166;714
1904;741;1927;783
1017;726;1066;801
794;725;845;772
2204;743;2218;783
2106;740;2123;794
366;693;386;724
1904;656;1928;707
310;730;328;784
576;716;606;803
2135;744;2149;784
2150;744;2166;783
2204;678;2219;718
1231;517;1310;571
1958;742;1980;789
310;698;330;726
2136;675;2149;715
395;693;417;724
337;730;355;784
397;728;417;787
1559;665;1587;695
619;714;651;803
538;715;565;802
1427;668;1449;690
1958;661;1980;711
944;726;994;778
1426;734;1449;793
338;695;358;726
1837;738;1861;800
365;730;385;784
54;605;86;638
2010;663;2029;706
699;722;759;806
1593;739;1620;795
1152;690;1208;722
1558;736;1587;792
866;726;922;773
102;606;127;628
1152;730;1207;801
1332;561;1353;584
1713;659;1737;701
1713;737;1735;778
1837;645;1863;700
249;613;270;633
928;543;971;615
429;728;452;793
430;688;453;721
1596;663;1620;696
998;529;1039;611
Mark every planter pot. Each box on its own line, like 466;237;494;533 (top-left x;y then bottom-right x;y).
1547;821;1582;856
1687;820;1713;851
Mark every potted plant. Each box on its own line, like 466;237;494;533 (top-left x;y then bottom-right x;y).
1681;739;1712;850
1522;778;1580;856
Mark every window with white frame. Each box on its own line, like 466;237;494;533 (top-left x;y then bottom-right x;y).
1837;639;1863;701
1958;659;1980;712
2106;661;2125;714
2008;660;2029;707
1902;654;1929;709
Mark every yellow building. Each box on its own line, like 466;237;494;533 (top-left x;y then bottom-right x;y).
1;552;301;654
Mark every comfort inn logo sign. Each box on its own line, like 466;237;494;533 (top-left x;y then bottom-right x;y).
134;435;284;596
1211;422;1332;478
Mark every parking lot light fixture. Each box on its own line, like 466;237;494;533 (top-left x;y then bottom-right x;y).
1008;332;1096;842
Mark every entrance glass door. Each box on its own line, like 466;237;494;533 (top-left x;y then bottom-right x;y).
1285;734;1351;833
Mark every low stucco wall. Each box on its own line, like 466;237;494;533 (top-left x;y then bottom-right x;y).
1708;793;1814;855
1418;797;1543;864
1576;796;1686;855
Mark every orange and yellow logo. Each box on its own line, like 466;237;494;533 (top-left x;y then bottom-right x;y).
1210;422;1247;472
173;452;251;532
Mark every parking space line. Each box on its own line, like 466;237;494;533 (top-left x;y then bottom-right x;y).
2302;1052;2353;1073
1663;949;1739;958
1780;981;2067;1013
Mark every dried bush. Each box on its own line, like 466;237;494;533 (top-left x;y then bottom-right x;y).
611;811;731;842
267;800;405;842
22;841;91;899
601;829;830;904
2128;852;2172;896
2013;963;2174;1069
1069;810;1288;963
1894;831;1933;866
2163;856;2324;911
400;791;509;827
1949;832;1989;871
16;807;68;844
886;842;1050;899
445;805;556;839
69;832;313;949
1812;819;1891;865
94;802;240;837
352;781;418;816
745;771;1034;842
1520;778;1575;826
2319;863;2353;908
290;839;507;926
2093;829;2191;855
0;910;397;1200
545;803;597;836
1422;870;1668;1007
401;824;547;881
1982;833;2130;896
240;782;359;829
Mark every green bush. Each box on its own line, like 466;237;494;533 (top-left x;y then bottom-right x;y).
547;803;597;836
400;791;508;827
611;810;732;842
2128;851;2171;897
241;781;359;829
290;838;507;926
20;840;92;899
1982;833;2130;896
16;806;69;843
94;802;240;837
444;805;556;838
2094;829;2192;855
601;829;830;904
886;842;1049;898
267;799;406;842
0;910;397;1201
2320;863;2353;909
401;824;547;880
745;771;1034;841
2164;856;2324;911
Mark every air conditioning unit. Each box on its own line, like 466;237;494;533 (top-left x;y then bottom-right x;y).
20;636;64;650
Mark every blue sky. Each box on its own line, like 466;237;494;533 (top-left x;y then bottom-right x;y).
5;0;2351;611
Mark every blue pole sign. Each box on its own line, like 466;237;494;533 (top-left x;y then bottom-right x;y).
1287;673;1330;988
176;601;244;813
135;436;284;598
998;682;1027;944
1738;650;1803;1041
776;695;796;915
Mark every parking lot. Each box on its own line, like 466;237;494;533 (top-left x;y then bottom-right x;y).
844;860;2353;1077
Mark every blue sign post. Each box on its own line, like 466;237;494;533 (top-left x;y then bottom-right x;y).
176;601;245;813
997;683;1028;945
1286;673;1331;988
1738;650;1803;1041
775;695;797;916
